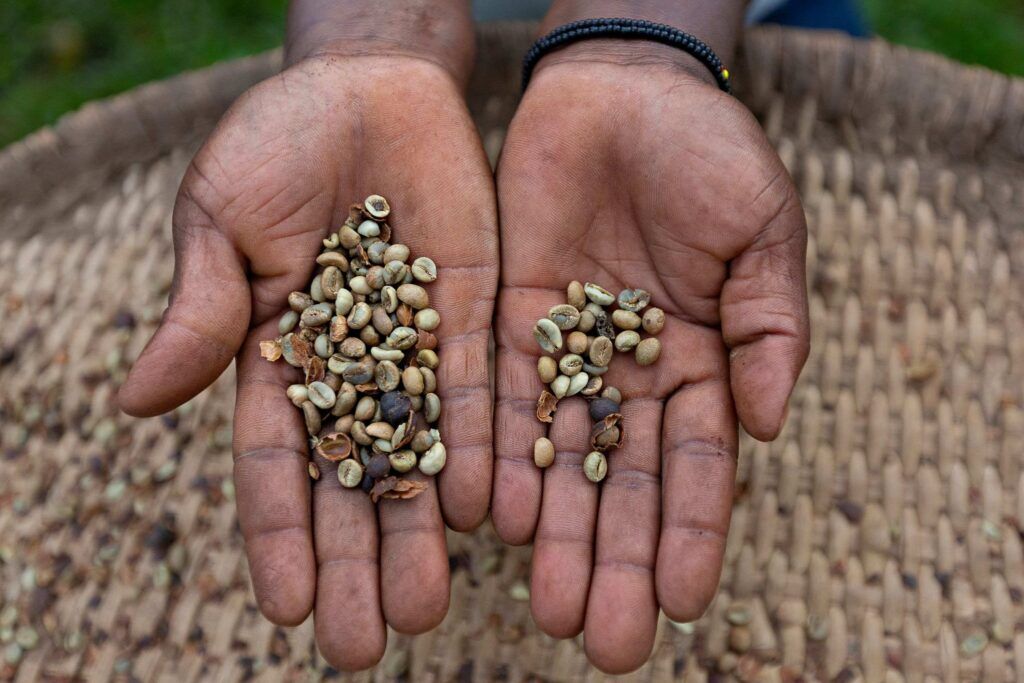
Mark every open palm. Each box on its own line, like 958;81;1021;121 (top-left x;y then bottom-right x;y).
119;55;498;670
492;58;809;674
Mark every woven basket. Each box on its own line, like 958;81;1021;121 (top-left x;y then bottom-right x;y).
1;22;1022;682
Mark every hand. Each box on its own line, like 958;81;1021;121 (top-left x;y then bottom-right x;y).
118;48;498;669
492;49;809;673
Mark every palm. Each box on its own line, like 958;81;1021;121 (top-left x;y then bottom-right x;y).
493;61;807;673
120;56;498;670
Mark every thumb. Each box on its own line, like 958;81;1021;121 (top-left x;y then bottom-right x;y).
119;180;250;417
720;189;809;442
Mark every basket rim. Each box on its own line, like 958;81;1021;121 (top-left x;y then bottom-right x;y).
1;22;1022;210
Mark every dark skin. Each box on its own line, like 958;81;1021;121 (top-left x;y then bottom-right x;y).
119;0;809;675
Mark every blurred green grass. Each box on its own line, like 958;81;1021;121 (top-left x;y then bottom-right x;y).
1;1;1023;148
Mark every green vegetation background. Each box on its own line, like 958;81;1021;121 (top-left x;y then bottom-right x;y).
2;0;1024;148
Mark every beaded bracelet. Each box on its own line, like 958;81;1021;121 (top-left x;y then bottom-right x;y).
522;17;731;94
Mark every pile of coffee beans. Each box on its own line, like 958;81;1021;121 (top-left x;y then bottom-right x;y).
532;281;664;483
261;195;444;502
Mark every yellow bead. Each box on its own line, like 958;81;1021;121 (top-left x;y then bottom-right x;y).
722;68;730;80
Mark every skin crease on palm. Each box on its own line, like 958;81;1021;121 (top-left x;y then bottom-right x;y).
492;55;809;673
117;54;500;671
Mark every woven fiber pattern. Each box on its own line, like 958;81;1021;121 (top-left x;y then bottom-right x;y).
1;23;1023;682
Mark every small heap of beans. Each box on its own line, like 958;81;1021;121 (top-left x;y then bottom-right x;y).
531;281;664;483
260;195;445;502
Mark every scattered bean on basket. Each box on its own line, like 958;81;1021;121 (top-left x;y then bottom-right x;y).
260;194;443;502
531;280;664;483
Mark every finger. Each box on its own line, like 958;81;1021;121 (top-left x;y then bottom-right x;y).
119;170;251;417
312;454;386;671
584;401;661;674
232;320;315;626
530;399;597;638
720;185;809;441
378;473;450;634
492;287;562;545
656;377;737;622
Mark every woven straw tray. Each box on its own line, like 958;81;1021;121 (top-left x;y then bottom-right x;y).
1;22;1022;682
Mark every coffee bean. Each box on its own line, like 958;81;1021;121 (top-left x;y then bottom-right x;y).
357;219;380;237
370;346;403;362
414;308;440;331
301;303;333;327
335;289;354;315
314;334;334;358
286;384;308;407
548;304;581;331
420;367;437;393
310;274;326;302
611;310;641;330
617;288;651;312
349;275;372;295
302;401;321;436
533;318;563;353
582;362;608;377
567;280;586;309
635;338;662;366
360;325;380;346
584;282;615;306
588;336;613;367
418;442;446;475
642;307;665;334
375;360;401;392
364;194;391;219
402;366;425;395
577;309;596;333
289;291;315;312
342;359;375;385
601;386;622;404
589;398;620;422
329;315;348;342
389;449;417;473
580;375;603;396
332;383;358;416
379;391;412;425
550;375;570;399
308;382;337;409
317;251;349;270
537;356;558;384
334;414;355;433
339;225;361;249
354;396;377;422
417;349;439;369
380;286;398;313
327;354;350;375
278;310;299;335
584;451;607;483
351;421;372;446
337;459;365;488
321;266;344;299
381;260;407;286
366;422;395;441
410;429;434;453
559;354;584;377
339;337;366;358
595;311;615;339
387;326;419;350
397;283;430;309
347;302;372;329
566;331;589;354
410;257;437;283
615;330;641;352
533;437;555;468
566;372;589;397
366;452;391;479
384;243;410;263
424;393;441;423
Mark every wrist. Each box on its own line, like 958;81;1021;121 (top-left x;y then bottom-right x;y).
535;0;745;87
286;0;476;86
